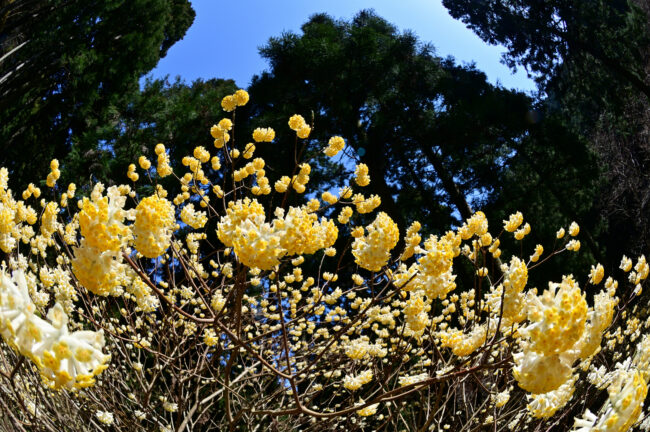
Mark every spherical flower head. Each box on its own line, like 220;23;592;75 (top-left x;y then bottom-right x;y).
566;239;581;252
324;136;345;157
218;118;233;131
243;143;256;158
504;256;528;293
339;186;353;199
503;211;523;232
513;351;573;394
288;114;306;131
221;95;236;112
322;191;338;205
569;221;580;236
217;198;266;248
351;212;399;272
138;156;151;170
234;89;249;106
46;173;56;188
337;206;353;224
193;146;211;163
231;215;283;270
71;239;126;296
343;369;373;391
589;263;605;285
522;275;587;356
180;203;208;230
273;206;338;256
296;124;311;139
464;211;488;238
133;195;175;258
154;143;166;155
620;255;633;272
274;178;289;193
78;186;131;253
530;244;544;262
253;127;275;143
514;222;531;240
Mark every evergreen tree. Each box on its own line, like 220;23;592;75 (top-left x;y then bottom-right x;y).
0;0;195;188
442;0;650;262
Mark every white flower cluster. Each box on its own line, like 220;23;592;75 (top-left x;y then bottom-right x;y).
0;268;110;390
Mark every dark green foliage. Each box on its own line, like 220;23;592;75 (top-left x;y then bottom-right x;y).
441;0;650;106
442;0;650;265
0;0;195;189
64;77;238;193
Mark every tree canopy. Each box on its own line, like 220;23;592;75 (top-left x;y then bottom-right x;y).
0;0;195;188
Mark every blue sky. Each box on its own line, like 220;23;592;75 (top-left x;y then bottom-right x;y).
149;0;536;92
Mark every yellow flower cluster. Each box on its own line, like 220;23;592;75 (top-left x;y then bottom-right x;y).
0;269;109;390
2;87;649;429
503;211;523;232
252;127;275;143
400;221;422;260
589;263;605;285
71;185;132;295
338;206;353;224
403;292;430;338
395;231;459;299
217;198;338;270
127;163;139;182
275;206;338;255
221;89;249;112
78;186;131;253
324;136;345;157
211;119;232;149
72;237;127;296
232;157;271;195
525;276;587;356
343;369;373;391
138;155;151;170
46;159;61;188
133;195;175;258
439;325;488;357
276;163;311;194
574;368;647;431
180;203;208;229
21;183;41;200
288;114;311;139
354;163;370;186
513;276;618;394
481;257;527;336
351;212;399;272
154;143;173;177
352;193;381;214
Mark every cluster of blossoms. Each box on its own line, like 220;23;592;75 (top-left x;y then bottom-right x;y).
0;269;109;389
288;114;312;139
216;198;338;270
220;89;249;112
323;135;345;157
1;90;650;432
